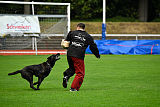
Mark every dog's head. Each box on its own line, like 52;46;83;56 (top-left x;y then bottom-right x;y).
47;53;60;65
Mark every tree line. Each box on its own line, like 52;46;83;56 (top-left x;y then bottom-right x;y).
1;0;160;22
34;0;160;22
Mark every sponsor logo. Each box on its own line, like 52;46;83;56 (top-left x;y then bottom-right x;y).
6;18;31;31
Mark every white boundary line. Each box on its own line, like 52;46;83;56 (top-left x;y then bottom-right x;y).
39;34;160;37
105;34;160;37
8;33;160;37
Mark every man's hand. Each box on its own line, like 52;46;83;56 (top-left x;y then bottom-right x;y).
61;39;70;49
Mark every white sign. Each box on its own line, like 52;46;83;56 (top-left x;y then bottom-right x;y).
0;16;40;36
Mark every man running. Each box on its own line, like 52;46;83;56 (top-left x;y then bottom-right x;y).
62;23;100;91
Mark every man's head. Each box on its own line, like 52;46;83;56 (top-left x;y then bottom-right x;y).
77;23;85;30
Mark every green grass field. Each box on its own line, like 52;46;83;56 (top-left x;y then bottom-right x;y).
0;55;160;107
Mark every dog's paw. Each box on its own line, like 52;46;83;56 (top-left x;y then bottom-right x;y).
34;88;40;90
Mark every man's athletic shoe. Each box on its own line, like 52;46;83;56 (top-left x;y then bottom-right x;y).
63;76;68;88
70;88;78;92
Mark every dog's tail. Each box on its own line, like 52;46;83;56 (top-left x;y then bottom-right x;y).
8;70;22;76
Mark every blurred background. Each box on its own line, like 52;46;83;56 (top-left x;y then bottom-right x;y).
0;0;160;54
0;0;159;22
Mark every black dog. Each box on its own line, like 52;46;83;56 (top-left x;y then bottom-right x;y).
8;53;60;90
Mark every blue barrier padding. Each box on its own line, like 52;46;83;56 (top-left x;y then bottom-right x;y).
86;40;160;55
102;23;106;40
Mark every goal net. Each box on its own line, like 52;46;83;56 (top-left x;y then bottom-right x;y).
0;1;70;53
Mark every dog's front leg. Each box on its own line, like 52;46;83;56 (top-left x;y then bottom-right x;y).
37;77;44;90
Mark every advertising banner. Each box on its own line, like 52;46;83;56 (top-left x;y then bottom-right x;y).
0;16;40;36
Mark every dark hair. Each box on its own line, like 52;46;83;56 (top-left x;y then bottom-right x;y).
77;23;85;29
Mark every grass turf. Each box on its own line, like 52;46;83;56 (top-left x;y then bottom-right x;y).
0;55;160;107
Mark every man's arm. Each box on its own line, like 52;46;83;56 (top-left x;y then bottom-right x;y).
65;31;72;41
88;36;100;58
61;31;72;49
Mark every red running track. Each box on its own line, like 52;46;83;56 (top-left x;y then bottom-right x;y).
0;50;67;55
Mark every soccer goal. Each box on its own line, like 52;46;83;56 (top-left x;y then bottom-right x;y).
0;1;70;55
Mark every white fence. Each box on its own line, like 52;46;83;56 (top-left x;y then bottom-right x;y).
91;34;160;40
40;34;160;40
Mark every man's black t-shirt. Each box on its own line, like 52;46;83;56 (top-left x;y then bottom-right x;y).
65;30;100;60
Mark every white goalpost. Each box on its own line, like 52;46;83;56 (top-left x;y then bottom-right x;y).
0;1;70;55
0;1;70;34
